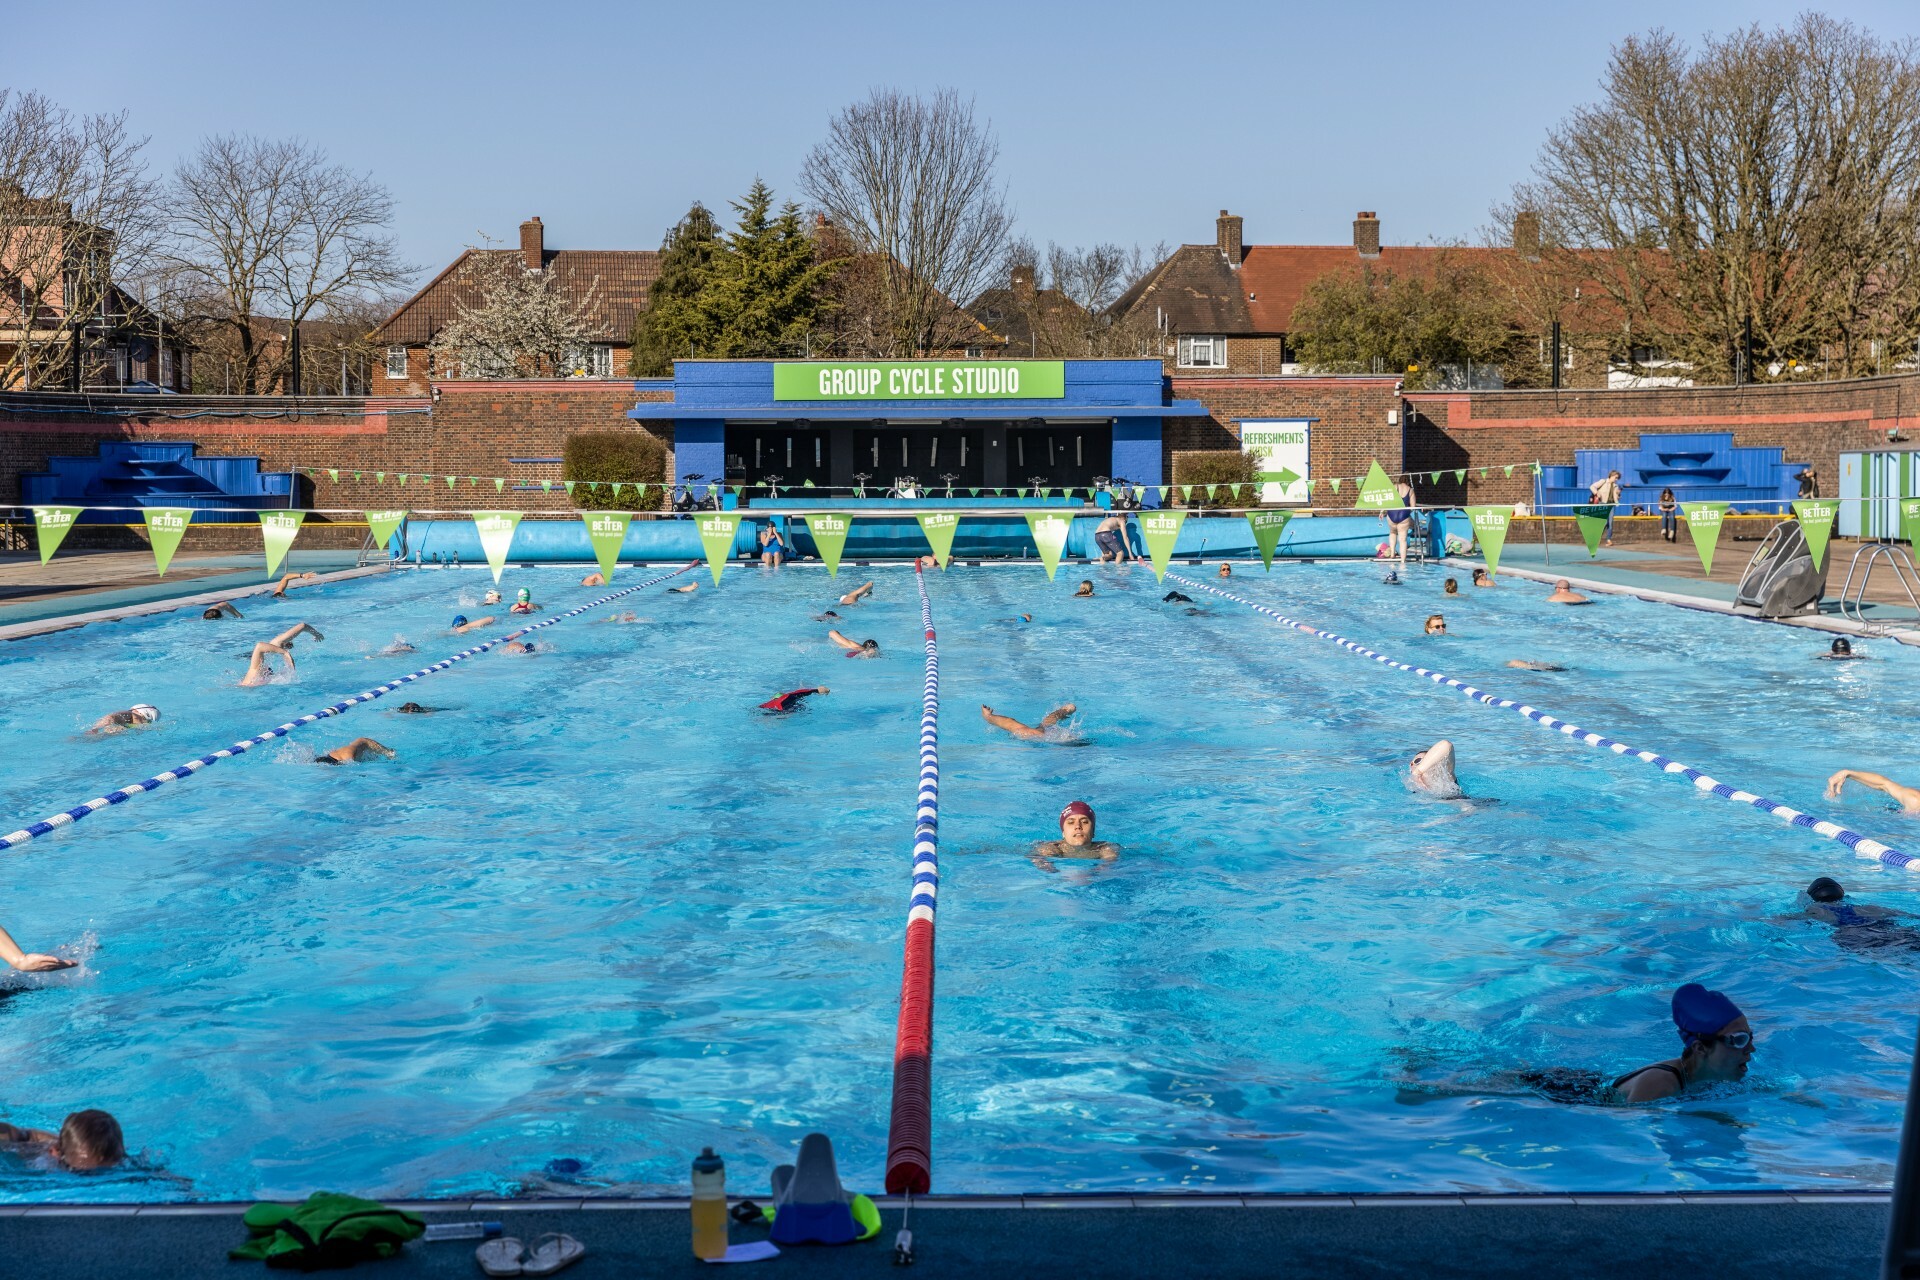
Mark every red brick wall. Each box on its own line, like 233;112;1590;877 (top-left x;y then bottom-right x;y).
1167;376;1404;489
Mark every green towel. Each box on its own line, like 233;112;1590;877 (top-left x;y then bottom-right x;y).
231;1192;424;1269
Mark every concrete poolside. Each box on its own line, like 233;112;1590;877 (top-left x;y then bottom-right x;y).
0;1192;1891;1279
0;549;366;629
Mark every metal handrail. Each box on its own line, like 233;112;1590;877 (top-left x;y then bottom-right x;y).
1839;543;1920;632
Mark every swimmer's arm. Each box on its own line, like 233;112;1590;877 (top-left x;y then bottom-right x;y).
1826;770;1920;810
0;1123;54;1145
0;924;74;972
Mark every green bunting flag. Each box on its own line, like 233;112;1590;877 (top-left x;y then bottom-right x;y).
143;507;193;576
376;472;386;484
327;469;339;483
967;487;980;497
1180;485;1194;502
1024;511;1072;579
1503;465;1515;478
1429;471;1441;483
1330;477;1343;494
354;472;363;482
468;476;481;488
1354;460;1399;509
696;511;742;584
31;506;81;564
1479;468;1489;479
804;513;853;576
1682;502;1728;574
540;481;553;492
803;479;816;488
1574;504;1613;557
1793;498;1839;570
1139;509;1186;581
1901;496;1920;548
1204;484;1218;502
365;509;408;552
471;511;523;583
258;510;305;577
563;481;576;495
1465;505;1512;578
1533;462;1542;476
581;510;632;581
494;478;506;493
917;511;960;568
445;475;457;490
1247;509;1293;569
397;473;408;486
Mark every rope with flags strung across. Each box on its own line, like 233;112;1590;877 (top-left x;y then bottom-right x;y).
1167;572;1918;872
0;561;699;853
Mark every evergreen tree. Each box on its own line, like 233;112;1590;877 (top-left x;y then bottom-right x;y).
628;202;720;375
700;179;837;358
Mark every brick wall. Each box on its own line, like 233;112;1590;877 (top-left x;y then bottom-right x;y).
1167;376;1404;488
370;348;635;397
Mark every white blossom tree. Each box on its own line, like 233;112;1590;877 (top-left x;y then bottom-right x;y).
427;249;603;379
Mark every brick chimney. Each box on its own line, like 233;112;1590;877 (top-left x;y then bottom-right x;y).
1217;209;1243;265
1511;209;1541;260
1010;262;1036;302
519;216;544;271
1353;211;1380;258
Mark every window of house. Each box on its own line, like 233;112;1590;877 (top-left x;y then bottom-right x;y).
1629;344;1666;364
385;346;408;379
589;345;613;378
160;346;175;388
1177;336;1227;368
111;344;129;385
964;346;983;359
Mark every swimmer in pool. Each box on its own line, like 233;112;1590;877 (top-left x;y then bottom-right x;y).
242;623;323;687
201;601;242;620
1506;659;1566;671
1819;637;1866;660
1424;614;1447;635
482;588;503;606
1472;568;1496;589
0;921;75;972
271;571;317;597
509;587;538;614
395;702;436;714
1030;800;1119;873
827;629;879;658
0;1110;125;1171
451;615;495;634
1546;578;1591;605
314;737;395;765
1163;591;1193;603
759;687;828;713
1383;569;1401;585
89;703;160;735
1825;769;1920;814
598;611;642;623
668;583;698;594
981;702;1076;741
367;639;416;657
581;572;605;586
1409;739;1462;797
1611;984;1753;1102
1073;580;1095;597
1443;578;1459;595
502;640;542;655
1803;876;1920;953
839;581;875;606
1217;563;1232;578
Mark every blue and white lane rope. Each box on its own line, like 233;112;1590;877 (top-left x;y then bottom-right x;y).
910;565;942;923
0;561;699;852
1168;573;1917;872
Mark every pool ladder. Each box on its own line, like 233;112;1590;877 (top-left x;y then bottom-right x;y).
1838;542;1920;634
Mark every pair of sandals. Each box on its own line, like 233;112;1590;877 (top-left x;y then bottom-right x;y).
476;1232;585;1276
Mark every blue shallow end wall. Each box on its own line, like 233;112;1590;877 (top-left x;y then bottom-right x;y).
400;515;1416;563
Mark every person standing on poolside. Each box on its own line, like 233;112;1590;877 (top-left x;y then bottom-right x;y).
1612;984;1754;1102
1826;769;1920;813
1384;479;1415;565
1031;800;1119;872
1588;470;1623;547
0;922;75;972
981;703;1076;741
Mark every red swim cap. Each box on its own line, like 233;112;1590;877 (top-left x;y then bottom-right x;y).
1059;800;1095;829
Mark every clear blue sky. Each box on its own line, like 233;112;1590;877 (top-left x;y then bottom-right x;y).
7;0;1920;284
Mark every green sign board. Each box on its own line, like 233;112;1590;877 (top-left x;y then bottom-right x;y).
772;360;1065;401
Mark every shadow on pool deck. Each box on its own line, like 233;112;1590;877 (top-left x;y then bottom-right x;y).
0;1194;1890;1279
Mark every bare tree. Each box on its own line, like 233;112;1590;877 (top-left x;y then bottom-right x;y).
0;89;157;389
984;238;1166;357
427;248;603;379
801;88;1012;356
162;134;410;394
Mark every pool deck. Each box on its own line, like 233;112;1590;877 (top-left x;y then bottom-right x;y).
1;1192;1889;1278
0;555;389;641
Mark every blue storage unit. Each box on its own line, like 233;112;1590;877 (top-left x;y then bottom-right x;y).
19;441;296;524
1538;432;1802;515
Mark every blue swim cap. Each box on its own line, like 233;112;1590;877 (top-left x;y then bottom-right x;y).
452;614;468;628
1672;982;1743;1045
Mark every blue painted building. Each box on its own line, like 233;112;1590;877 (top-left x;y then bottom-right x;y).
20;440;296;523
1537;432;1806;514
628;359;1204;504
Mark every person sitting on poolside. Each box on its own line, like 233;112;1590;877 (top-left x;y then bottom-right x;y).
759;687;828;713
1826;769;1920;814
0;921;75;972
1546;579;1591;605
482;588;503;606
1819;637;1866;661
667;582;698;594
509;587;538;614
314;737;395;765
1471;568;1496;589
759;524;790;567
201;601;242;620
1506;659;1566;671
395;702;436;714
1612;984;1754;1102
1802;876;1920;954
1409;739;1462;798
1424;614;1447;635
1443;578;1459;595
1073;580;1095;598
451;615;494;634
0;1110;125;1171
839;581;874;606
1030;800;1119;872
271;571;317;598
242;623;323;687
89;703;159;735
1217;563;1232;578
828;629;879;658
581;572;605;587
981;702;1076;741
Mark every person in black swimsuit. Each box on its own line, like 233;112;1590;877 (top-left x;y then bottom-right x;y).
1805;876;1920;953
1520;983;1753;1104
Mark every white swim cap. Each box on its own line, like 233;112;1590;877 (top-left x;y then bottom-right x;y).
130;704;159;723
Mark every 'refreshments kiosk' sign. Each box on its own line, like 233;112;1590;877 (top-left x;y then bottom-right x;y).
773;361;1065;401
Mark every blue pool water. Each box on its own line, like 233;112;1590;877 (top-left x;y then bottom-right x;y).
2;559;1918;1202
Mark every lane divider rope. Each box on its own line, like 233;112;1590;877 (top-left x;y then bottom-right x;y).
886;560;941;1194
1168;572;1916;871
0;561;699;852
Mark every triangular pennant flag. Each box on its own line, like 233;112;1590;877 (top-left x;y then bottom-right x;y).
1353;460;1398;509
581;510;632;582
917;512;960;568
1024;511;1072;579
327;469;339;483
563;481;576;496
730;485;744;498
1430;471;1441;483
1478;468;1489;479
1503;465;1515;478
1793;498;1839;571
634;483;648;500
1574;504;1612;556
802;479;816;488
373;472;383;484
467;476;481;487
471;511;523;582
1465;506;1512;578
1532;463;1543;476
142;508;193;576
540;481;553;492
445;475;457;489
397;473;408;486
258;510;306;577
494;478;505;493
1180;485;1194;501
31;506;82;564
696;511;742;584
1204;485;1218;501
805;512;853;576
1902;496;1920;548
1682;503;1728;574
968;488;980;497
1454;469;1466;484
354;472;363;482
1139;509;1186;581
365;509;407;553
1330;478;1343;494
1230;484;1244;502
1247;510;1293;570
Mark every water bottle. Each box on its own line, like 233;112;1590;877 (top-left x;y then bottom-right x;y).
423;1221;502;1242
691;1147;728;1260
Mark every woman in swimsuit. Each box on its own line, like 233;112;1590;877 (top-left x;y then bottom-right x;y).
1613;983;1753;1102
1384;480;1415;566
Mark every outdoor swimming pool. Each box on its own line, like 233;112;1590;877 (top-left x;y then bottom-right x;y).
2;559;1918;1203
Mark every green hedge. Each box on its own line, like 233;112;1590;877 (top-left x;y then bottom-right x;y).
1170;450;1258;508
564;432;668;511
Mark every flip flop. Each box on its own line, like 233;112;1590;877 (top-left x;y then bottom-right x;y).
476;1236;526;1276
522;1232;586;1275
